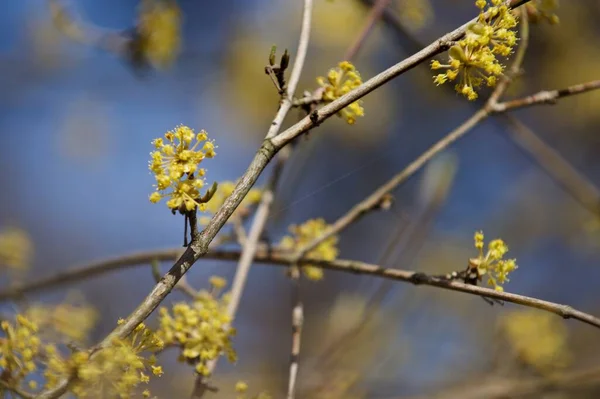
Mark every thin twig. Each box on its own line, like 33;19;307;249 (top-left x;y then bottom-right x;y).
190;1;313;396
5;248;600;330
287;266;304;399
265;0;313;140
500;114;600;214
343;0;392;61
493;79;600;113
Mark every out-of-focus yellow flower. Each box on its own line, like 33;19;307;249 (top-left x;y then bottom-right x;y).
317;61;365;124
137;0;182;69
156;281;236;376
525;0;559;24
0;227;33;271
199;181;262;225
279;219;339;281
500;310;570;373
25;297;98;344
395;0;433;31
45;321;164;398
0;315;41;389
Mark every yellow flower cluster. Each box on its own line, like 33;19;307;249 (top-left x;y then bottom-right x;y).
0;315;41;391
526;0;559;24
396;0;433;31
156;278;236;376
431;0;518;100
137;0;182;69
235;381;272;399
149;125;217;212
45;321;164;398
279;219;339;281
199;181;262;225
25;300;98;344
500;310;570;373
0;227;33;271
317;61;365;124
470;231;518;291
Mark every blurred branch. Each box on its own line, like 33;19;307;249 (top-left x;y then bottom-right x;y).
191;0;313;396
502;115;600;215
287;266;304;399
401;366;600;399
0;380;35;399
34;2;536;397
4;248;600;329
343;0;392;61
493;79;600;113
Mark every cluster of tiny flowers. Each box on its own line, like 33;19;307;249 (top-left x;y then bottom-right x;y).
156;277;236;376
45;320;164;398
317;61;365;124
0;315;41;392
25;300;98;344
525;0;559;24
471;231;517;291
199;181;262;225
278;218;339;281
500;310;570;373
137;0;182;69
149;125;217;212
235;381;272;399
431;0;518;100
0;227;33;271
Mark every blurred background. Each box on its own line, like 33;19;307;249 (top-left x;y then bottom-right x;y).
2;0;600;397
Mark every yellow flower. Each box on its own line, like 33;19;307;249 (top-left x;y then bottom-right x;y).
200;180;262;225
500;310;570;373
235;380;249;393
431;0;518;100
209;275;227;290
0;315;41;388
278;219;339;281
0;227;33;271
137;0;182;69
44;321;163;398
149;125;217;212
525;0;559;24
25;299;98;344
156;281;236;376
317;61;365;124
470;230;518;291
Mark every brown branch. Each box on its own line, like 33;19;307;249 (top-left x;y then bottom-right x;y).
5;248;600;330
492;79;600;113
343;0;392;61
